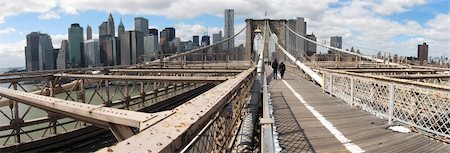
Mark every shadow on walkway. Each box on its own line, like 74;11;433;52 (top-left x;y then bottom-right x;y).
271;92;316;153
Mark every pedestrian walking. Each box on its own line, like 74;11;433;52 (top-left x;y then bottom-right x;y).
272;59;278;79
279;62;286;79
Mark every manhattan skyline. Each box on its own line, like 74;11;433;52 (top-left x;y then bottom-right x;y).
0;0;449;67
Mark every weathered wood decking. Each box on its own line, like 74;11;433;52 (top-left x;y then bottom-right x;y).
268;69;450;153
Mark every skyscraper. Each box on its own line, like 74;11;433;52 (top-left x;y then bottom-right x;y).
144;34;159;60
57;40;69;69
201;35;210;46
84;39;101;67
118;18;125;38
99;22;108;37
306;33;317;56
86;25;92;40
193;35;199;48
224;9;234;50
100;37;117;66
296;17;307;56
25;32;54;71
212;31;223;51
135;17;149;36
68;23;84;68
165;27;175;41
120;31;144;65
418;42;428;62
149;28;158;36
107;13;115;37
330;36;342;54
286;17;307;59
212;31;223;44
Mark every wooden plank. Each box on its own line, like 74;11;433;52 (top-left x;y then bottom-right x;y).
267;69;450;152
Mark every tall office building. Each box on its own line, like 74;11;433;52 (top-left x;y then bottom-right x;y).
201;35;210;46
296;17;307;56
418;42;428;62
149;28;158;36
144;34;159;60
57;40;69;69
100;37;117;66
118;19;125;38
193;35;199;48
213;31;223;51
135;17;149;36
224;9;234;50
86;25;92;40
107;13;115;37
212;31;223;44
305;33;317;56
25;32;54;71
99;22;108;37
159;27;176;54
68;23;84;68
330;36;342;54
84;39;101;67
165;27;175;41
286;17;307;58
120;31;144;65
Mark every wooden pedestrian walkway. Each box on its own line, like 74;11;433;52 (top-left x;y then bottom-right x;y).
268;68;450;153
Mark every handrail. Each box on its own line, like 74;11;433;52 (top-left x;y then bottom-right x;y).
320;68;450;92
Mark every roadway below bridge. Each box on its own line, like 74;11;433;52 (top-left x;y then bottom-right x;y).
267;67;450;153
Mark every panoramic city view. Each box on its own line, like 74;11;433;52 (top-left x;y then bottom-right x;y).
0;0;449;152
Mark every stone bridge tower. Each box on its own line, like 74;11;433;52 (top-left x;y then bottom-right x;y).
245;19;288;62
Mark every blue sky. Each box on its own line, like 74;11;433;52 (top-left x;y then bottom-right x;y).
0;0;448;68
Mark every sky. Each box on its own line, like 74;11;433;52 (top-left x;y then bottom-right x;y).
0;0;448;68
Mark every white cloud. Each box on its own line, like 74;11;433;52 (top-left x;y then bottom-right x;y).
38;11;61;20
372;0;428;15
0;40;26;67
0;0;57;23
174;23;222;41
0;28;17;34
0;0;448;59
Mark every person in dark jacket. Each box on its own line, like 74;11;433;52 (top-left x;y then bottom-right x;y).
272;59;278;79
279;62;286;79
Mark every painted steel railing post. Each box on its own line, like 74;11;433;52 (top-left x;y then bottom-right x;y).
140;81;145;108
80;79;85;103
388;83;395;125
105;80;111;106
350;77;354;107
329;74;333;97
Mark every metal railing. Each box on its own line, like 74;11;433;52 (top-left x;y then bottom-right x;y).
321;69;450;142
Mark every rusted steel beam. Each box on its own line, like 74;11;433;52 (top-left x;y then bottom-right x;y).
0;75;53;83
0;65;131;77
95;67;255;153
53;73;229;83
0;87;171;130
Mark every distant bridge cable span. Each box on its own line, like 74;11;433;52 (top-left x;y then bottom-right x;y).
158;24;247;62
267;22;324;87
283;23;392;64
